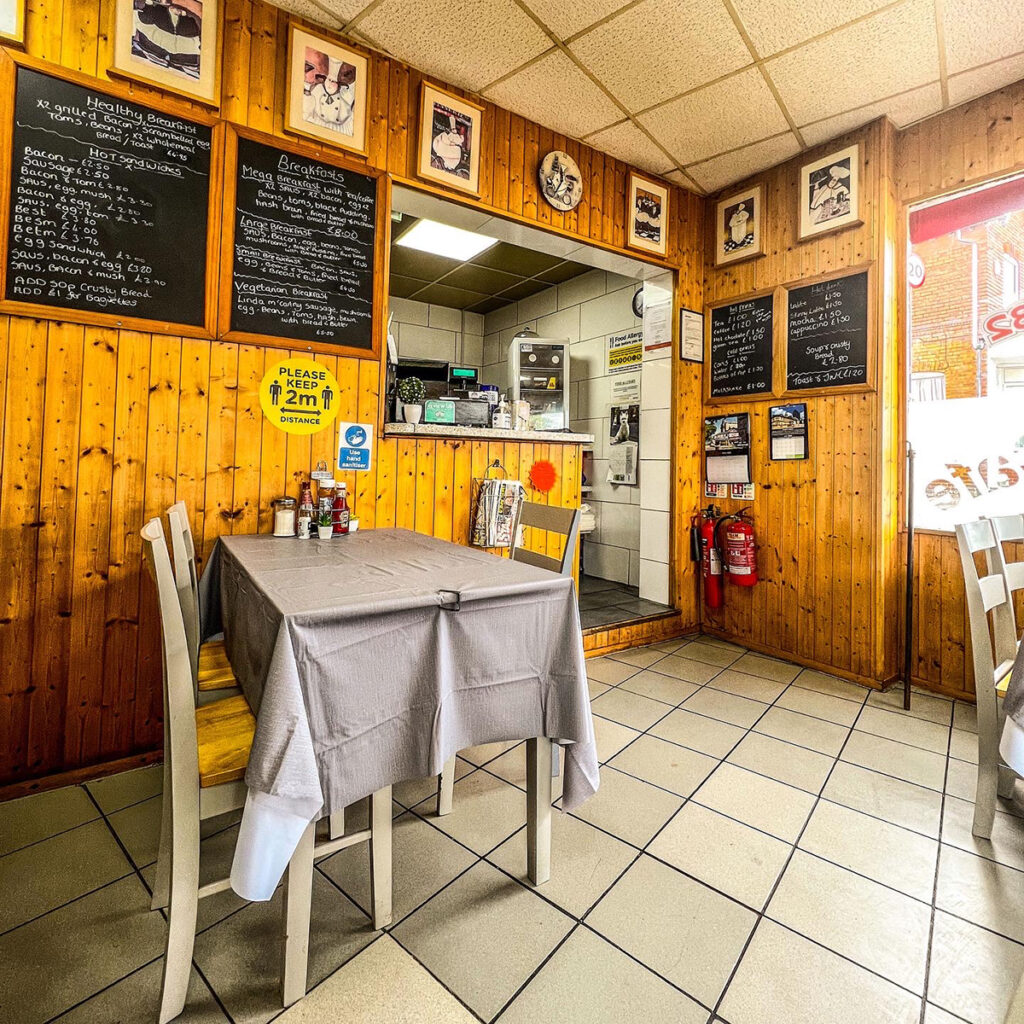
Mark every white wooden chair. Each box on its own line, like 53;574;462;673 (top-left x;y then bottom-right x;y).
143;518;392;1021
166;503;348;842
991;513;1024;639
955;519;1019;838
436;502;581;821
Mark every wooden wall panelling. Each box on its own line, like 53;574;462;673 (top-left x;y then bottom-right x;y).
700;120;901;690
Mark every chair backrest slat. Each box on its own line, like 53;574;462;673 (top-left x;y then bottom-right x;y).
141;518;199;788
510;501;581;577
990;513;1024;636
167;501;201;685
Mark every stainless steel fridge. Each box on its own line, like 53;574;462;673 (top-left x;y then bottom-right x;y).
507;335;570;431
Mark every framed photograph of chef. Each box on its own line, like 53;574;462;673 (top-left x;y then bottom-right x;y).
112;0;220;106
0;0;25;44
285;25;369;155
627;172;669;257
417;83;483;195
715;184;764;266
799;144;860;240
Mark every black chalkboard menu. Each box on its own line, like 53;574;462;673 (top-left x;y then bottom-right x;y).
4;67;211;326
709;294;774;397
786;271;869;390
229;137;376;348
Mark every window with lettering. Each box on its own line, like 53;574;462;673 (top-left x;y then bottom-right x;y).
908;174;1024;530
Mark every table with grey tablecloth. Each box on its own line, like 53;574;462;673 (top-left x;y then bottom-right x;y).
199;527;599;898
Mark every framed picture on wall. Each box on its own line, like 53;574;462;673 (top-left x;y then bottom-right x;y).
627;172;669;257
417;83;483;195
285;25;369;155
715;184;764;266
0;0;25;44
111;0;220;106
799;144;860;240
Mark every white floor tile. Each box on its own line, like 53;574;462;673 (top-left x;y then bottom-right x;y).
719;919;920;1024
800;799;939;901
768;850;931;993
648;801;790;910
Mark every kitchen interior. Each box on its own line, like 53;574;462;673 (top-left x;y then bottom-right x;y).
385;186;675;630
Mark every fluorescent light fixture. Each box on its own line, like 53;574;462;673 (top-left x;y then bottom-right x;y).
396;219;497;262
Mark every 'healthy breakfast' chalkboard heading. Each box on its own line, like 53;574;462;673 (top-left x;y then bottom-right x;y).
786;271;869;391
709;293;774;398
228;137;377;349
4;67;212;327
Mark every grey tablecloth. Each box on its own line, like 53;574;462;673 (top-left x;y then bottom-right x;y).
200;528;599;819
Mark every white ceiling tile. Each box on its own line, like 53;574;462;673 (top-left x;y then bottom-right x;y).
942;0;1024;75
664;168;701;191
484;50;622;138
799;82;943;146
730;0;894;58
568;0;751;113
271;0;347;27
948;52;1024;106
520;0;634;41
356;0;553;92
764;0;939;126
638;67;790;165
584;120;673;173
686;132;801;193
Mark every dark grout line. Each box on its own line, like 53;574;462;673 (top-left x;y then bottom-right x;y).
385;930;491;1024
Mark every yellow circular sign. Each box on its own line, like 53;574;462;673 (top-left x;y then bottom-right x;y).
259;358;340;435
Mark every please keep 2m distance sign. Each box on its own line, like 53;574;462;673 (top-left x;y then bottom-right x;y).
259;358;340;435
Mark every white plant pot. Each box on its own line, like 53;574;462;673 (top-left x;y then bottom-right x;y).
403;404;423;425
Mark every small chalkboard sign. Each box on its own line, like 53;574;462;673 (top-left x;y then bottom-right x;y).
709;293;774;398
228;136;377;349
786;271;869;391
4;66;212;327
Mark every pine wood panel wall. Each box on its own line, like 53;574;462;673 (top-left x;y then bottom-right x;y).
0;0;704;787
700;120;902;689
896;80;1024;700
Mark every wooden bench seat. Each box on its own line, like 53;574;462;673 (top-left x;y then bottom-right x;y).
196;694;255;788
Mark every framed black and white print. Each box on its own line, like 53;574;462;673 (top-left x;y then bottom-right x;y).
1;0;24;44
417;83;483;196
111;0;220;106
627;172;669;257
799;144;860;240
285;25;369;156
716;184;764;266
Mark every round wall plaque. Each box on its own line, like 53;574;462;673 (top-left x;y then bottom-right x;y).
538;150;583;212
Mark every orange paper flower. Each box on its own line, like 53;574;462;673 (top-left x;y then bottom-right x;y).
529;459;557;493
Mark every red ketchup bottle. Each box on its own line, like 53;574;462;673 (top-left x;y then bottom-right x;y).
332;482;350;535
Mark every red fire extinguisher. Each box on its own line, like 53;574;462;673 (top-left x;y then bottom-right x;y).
692;506;723;609
721;508;759;587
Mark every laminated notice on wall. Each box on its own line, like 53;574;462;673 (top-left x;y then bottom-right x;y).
608;404;639;486
607;330;643;374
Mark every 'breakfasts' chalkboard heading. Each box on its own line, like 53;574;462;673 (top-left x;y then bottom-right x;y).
709;293;774;397
229;137;376;348
786;271;869;391
5;67;211;326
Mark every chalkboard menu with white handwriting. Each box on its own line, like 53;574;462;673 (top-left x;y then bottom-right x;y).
786;271;869;390
709;294;774;397
230;138;376;347
5;67;211;325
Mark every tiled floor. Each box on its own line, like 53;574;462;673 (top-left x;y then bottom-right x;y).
2;635;1022;1023
578;573;675;630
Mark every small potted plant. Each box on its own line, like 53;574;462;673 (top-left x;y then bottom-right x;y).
397;376;426;424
